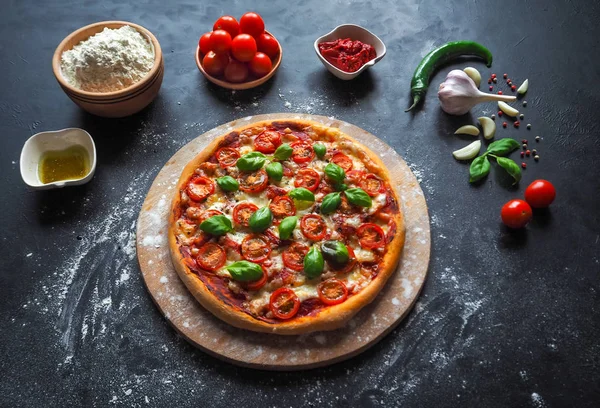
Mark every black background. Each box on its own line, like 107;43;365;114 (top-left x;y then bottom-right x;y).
1;0;599;407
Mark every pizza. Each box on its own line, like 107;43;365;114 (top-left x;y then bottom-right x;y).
168;119;405;335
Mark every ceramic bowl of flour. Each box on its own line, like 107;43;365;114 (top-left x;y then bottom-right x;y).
52;21;164;118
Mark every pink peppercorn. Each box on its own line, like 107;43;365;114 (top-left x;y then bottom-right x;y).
498;91;503;95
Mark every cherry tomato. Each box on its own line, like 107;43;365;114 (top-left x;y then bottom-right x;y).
241;234;272;263
300;214;327;241
269;287;300;320
233;202;258;226
357;223;386;249
213;15;240;39
290;142;315;164
196;243;226;271
244;266;268;291
256;33;279;59
198;209;224;225
249;52;272;78
269;196;296;218
238;169;269;193
282;242;309;271
254;130;281;154
525;179;556;208
202;51;229;77
331;153;353;172
208;29;232;54
239;12;265;38
231;34;257;62
501;199;533;229
224;59;249;83
187;176;215;202
346;169;366;184
318;279;348;305
360;174;384;197
294;168;321;192
215;147;240;168
199;32;212;55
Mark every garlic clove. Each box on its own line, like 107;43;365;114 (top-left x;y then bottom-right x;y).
498;101;519;117
454;125;480;136
478;117;496;140
452;140;481;160
463;67;481;88
517;79;529;95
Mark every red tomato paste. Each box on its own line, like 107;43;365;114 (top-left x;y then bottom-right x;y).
318;38;377;72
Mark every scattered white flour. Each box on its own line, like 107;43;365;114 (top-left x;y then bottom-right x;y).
61;25;154;92
531;392;546;407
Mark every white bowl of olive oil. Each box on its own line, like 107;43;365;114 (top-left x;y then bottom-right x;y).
20;128;96;190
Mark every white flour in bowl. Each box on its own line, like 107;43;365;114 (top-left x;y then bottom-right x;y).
60;25;155;93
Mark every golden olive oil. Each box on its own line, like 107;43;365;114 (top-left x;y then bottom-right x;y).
38;145;90;184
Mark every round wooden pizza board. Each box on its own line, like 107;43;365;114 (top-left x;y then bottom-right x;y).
136;113;430;370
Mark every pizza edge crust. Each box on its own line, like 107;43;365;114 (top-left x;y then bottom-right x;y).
168;119;406;335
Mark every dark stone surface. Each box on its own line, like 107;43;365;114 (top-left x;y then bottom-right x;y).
1;0;599;406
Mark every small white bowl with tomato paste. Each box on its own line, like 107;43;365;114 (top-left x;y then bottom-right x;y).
314;24;386;80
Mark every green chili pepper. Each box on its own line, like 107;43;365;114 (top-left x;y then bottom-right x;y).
406;41;493;112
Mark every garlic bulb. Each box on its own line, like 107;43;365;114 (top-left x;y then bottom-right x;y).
438;70;516;115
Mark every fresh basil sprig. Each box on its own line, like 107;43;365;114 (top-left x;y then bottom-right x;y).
236;152;266;171
334;183;348;191
265;162;283;181
321;241;349;266
216;176;239;192
249;206;272;232
324;163;345;184
273;144;293;161
304;246;324;279
288;187;315;202
344;188;372;207
469;156;491;183
200;215;233;236
321;192;341;214
496;156;522;184
278;216;298;240
468;138;521;184
226;261;263;282
313;144;326;159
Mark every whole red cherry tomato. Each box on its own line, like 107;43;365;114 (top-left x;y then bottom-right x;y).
525;180;556;208
501;199;533;229
231;34;257;62
249;52;272;77
209;29;232;54
199;32;212;55
256;33;279;59
202;51;229;77
224;59;249;82
213;15;240;39
239;12;265;38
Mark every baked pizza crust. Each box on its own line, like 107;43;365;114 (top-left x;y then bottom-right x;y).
168;119;405;335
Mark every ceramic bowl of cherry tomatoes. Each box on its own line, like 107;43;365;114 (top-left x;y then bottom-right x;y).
196;12;282;90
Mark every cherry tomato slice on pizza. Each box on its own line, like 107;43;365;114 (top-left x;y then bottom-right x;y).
346;169;366;184
269;287;300;320
254;130;282;154
216;147;240;168
300;214;327;241
318;278;349;305
294;168;321;192
196;243;226;271
357;223;386;249
187;176;215;202
233;202;259;226
290;142;315;164
241;234;272;263
331;153;353;172
360;174;385;197
282;242;309;271
269;196;296;218
239;169;269;193
244;266;268;291
198;209;224;225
